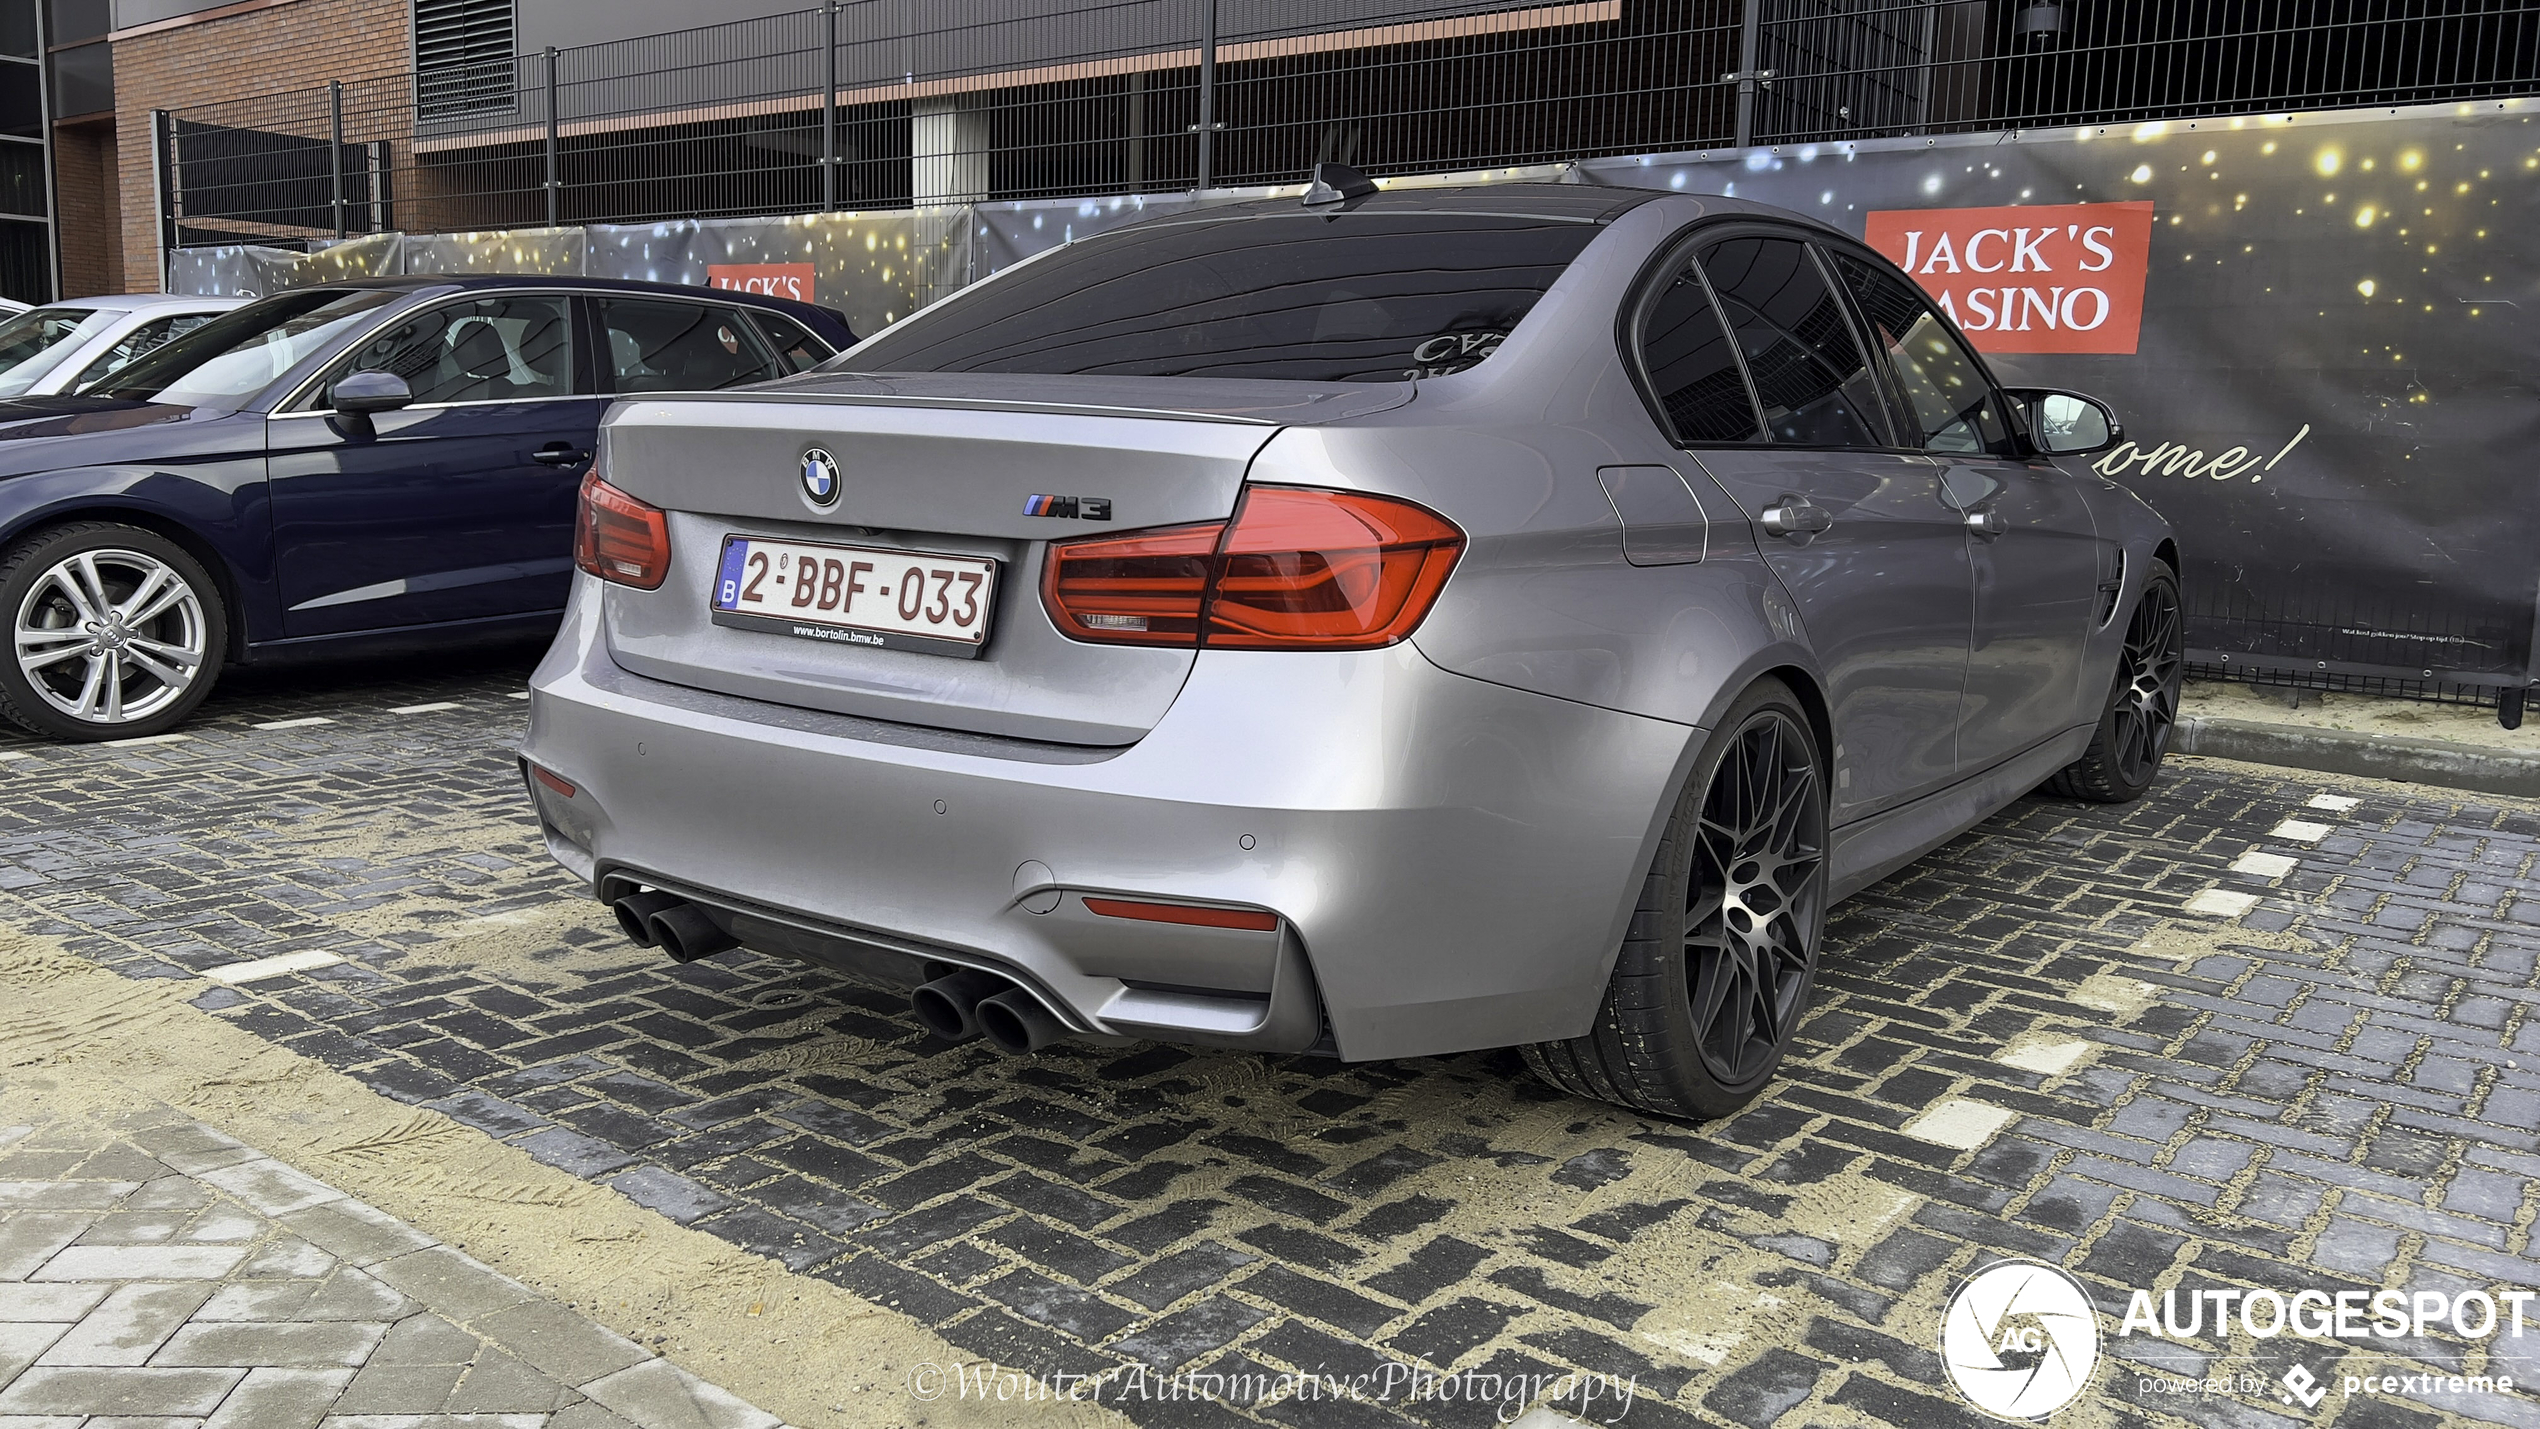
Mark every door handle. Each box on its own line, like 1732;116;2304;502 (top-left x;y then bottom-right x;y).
1758;498;1833;539
1964;507;2006;539
532;445;590;467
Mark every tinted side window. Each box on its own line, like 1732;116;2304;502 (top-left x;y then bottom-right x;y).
847;212;1600;382
332;296;574;405
601;300;780;393
1832;252;2012;457
1697;236;1891;448
750;311;834;374
1636;262;1761;443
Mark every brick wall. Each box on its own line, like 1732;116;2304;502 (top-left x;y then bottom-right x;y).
51;122;125;299
111;0;412;292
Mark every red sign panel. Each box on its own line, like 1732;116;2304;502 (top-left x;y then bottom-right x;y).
707;263;817;304
1862;201;2155;354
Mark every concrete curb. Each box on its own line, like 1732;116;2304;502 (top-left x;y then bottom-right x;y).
2173;715;2540;800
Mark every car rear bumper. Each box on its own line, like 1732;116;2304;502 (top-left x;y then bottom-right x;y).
520;576;1696;1060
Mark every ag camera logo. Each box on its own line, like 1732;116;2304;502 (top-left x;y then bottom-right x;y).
799;448;840;507
1941;1260;2102;1419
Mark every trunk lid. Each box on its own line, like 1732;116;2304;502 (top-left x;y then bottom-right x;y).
595;376;1411;745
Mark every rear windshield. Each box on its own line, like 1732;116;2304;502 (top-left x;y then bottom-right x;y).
846;210;1604;382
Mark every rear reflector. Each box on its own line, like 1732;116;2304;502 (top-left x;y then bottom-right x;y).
574;470;672;590
1042;486;1462;651
1082;897;1279;932
528;764;576;799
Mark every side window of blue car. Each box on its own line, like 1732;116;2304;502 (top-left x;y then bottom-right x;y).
597;299;781;394
332;296;575;406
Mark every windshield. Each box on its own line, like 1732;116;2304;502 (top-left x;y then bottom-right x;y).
846;210;1604;382
0;307;119;399
97;289;402;410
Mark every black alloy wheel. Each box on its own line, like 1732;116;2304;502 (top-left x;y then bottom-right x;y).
1524;677;1830;1120
2043;562;2184;803
1685;708;1828;1090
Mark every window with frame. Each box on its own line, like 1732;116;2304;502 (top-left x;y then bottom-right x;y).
1696;235;1892;449
599;299;781;394
327;295;573;406
1636;260;1762;444
1831;252;2014;457
70;312;218;392
749;311;834;374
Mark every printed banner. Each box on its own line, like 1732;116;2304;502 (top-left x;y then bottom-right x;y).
708;262;819;304
1863;201;2156;354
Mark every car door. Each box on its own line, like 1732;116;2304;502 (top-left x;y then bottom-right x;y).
1645;229;1974;823
265;292;601;638
1828;251;2103;776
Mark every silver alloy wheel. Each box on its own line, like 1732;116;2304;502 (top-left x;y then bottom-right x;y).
11;548;209;726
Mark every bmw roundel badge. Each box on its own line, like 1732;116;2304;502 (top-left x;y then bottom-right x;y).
799;448;840;507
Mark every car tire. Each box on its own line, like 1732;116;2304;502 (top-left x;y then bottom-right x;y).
1522;676;1829;1121
2041;562;2183;804
0;522;228;743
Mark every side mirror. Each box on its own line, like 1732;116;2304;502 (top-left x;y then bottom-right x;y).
330;369;413;415
2004;386;2123;456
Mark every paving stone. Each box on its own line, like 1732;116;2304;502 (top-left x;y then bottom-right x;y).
368;1251;536;1324
579;1356;781;1429
468;1300;649;1387
0;1286;108;1323
1703;1347;1825;1428
191;1160;344;1218
200;1366;356;1429
150;1320;388;1368
0;1366;245;1416
442;1349;576;1413
36;1283;216;1367
275;1202;436;1270
27;1247;248;1284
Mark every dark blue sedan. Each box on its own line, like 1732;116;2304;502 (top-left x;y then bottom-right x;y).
0;276;853;741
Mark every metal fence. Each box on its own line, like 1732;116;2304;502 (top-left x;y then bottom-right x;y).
158;0;2540;252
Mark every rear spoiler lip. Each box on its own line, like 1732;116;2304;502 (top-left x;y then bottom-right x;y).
604;389;1285;426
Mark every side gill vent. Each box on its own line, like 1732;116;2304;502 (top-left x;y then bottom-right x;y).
2096;548;2127;629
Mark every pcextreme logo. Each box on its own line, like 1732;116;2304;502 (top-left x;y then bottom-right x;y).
1938;1270;2534;1420
1863;201;2155;355
1940;1260;2102;1420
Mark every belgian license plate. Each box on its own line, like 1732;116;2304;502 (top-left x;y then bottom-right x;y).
710;535;997;657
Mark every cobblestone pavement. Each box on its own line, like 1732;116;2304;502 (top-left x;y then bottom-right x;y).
1;654;2536;1429
0;1109;782;1428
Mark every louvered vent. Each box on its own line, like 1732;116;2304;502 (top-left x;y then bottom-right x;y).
416;0;518;119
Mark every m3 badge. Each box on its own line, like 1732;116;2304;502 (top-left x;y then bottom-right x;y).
1023;494;1111;521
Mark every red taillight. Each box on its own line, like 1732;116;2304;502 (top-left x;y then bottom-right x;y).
1038;521;1223;647
528;764;576;799
574;471;671;590
1041;486;1462;651
1083;897;1280;931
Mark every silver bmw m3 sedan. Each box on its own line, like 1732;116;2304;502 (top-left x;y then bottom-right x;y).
519;175;2180;1120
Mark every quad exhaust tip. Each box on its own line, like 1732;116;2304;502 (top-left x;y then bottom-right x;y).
910;968;1007;1043
976;989;1066;1055
911;967;1069;1054
609;890;739;963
